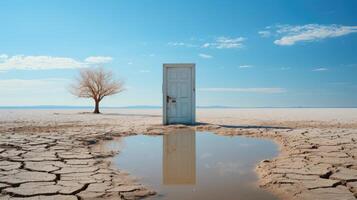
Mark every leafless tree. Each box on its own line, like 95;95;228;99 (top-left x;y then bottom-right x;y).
70;67;124;114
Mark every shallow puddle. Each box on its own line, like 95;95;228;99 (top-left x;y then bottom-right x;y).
107;129;279;200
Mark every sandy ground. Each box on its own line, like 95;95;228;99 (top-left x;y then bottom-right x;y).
0;108;357;199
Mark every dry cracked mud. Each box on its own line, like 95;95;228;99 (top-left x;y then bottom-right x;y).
0;131;156;200
0;109;357;200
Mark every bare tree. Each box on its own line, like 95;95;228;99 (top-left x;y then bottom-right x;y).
70;67;124;114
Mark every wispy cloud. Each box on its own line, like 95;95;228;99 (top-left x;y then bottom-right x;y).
168;36;246;49
84;56;113;64
259;24;357;46
203;37;245;49
139;70;150;73
238;65;253;69
215;162;245;176
0;55;83;70
0;54;113;71
167;42;197;48
199;53;213;59
199;87;286;94
258;30;271;38
341;63;357;68
0;54;8;61
313;67;328;71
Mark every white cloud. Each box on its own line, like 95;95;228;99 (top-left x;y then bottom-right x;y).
0;55;84;70
239;65;253;68
313;67;328;71
199;87;286;94
0;54;8;61
167;42;185;46
0;55;113;71
202;43;210;48
215;162;246;176
169;36;245;49
199;53;213;59
203;37;245;49
167;42;196;47
261;24;357;46
139;70;150;73
258;30;271;37
84;56;113;64
127;62;133;65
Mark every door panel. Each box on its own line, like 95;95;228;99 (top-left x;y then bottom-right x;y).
165;66;193;124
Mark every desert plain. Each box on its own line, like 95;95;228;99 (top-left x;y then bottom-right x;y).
0;108;356;200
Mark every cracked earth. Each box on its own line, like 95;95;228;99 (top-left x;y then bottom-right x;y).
0;128;156;200
254;128;357;200
0;109;357;200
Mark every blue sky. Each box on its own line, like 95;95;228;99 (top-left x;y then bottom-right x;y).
0;0;357;107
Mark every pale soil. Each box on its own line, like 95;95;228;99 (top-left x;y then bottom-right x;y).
0;108;357;199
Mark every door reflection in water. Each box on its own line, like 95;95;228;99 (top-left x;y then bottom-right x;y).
163;129;196;185
108;128;279;200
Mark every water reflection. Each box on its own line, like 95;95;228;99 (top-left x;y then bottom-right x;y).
163;129;196;185
108;129;279;200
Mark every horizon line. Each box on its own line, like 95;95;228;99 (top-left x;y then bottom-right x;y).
0;105;357;109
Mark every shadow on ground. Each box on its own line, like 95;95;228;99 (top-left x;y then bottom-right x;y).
73;112;161;117
102;113;161;117
194;122;291;130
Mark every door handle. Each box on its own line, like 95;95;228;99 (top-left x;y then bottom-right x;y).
167;96;176;103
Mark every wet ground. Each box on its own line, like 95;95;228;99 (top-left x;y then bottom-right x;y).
107;130;279;200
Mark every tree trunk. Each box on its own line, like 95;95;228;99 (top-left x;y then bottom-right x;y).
94;100;100;114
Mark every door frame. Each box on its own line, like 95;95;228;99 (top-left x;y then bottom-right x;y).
163;63;195;125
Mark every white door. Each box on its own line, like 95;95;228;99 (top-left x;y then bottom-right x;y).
163;64;195;125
